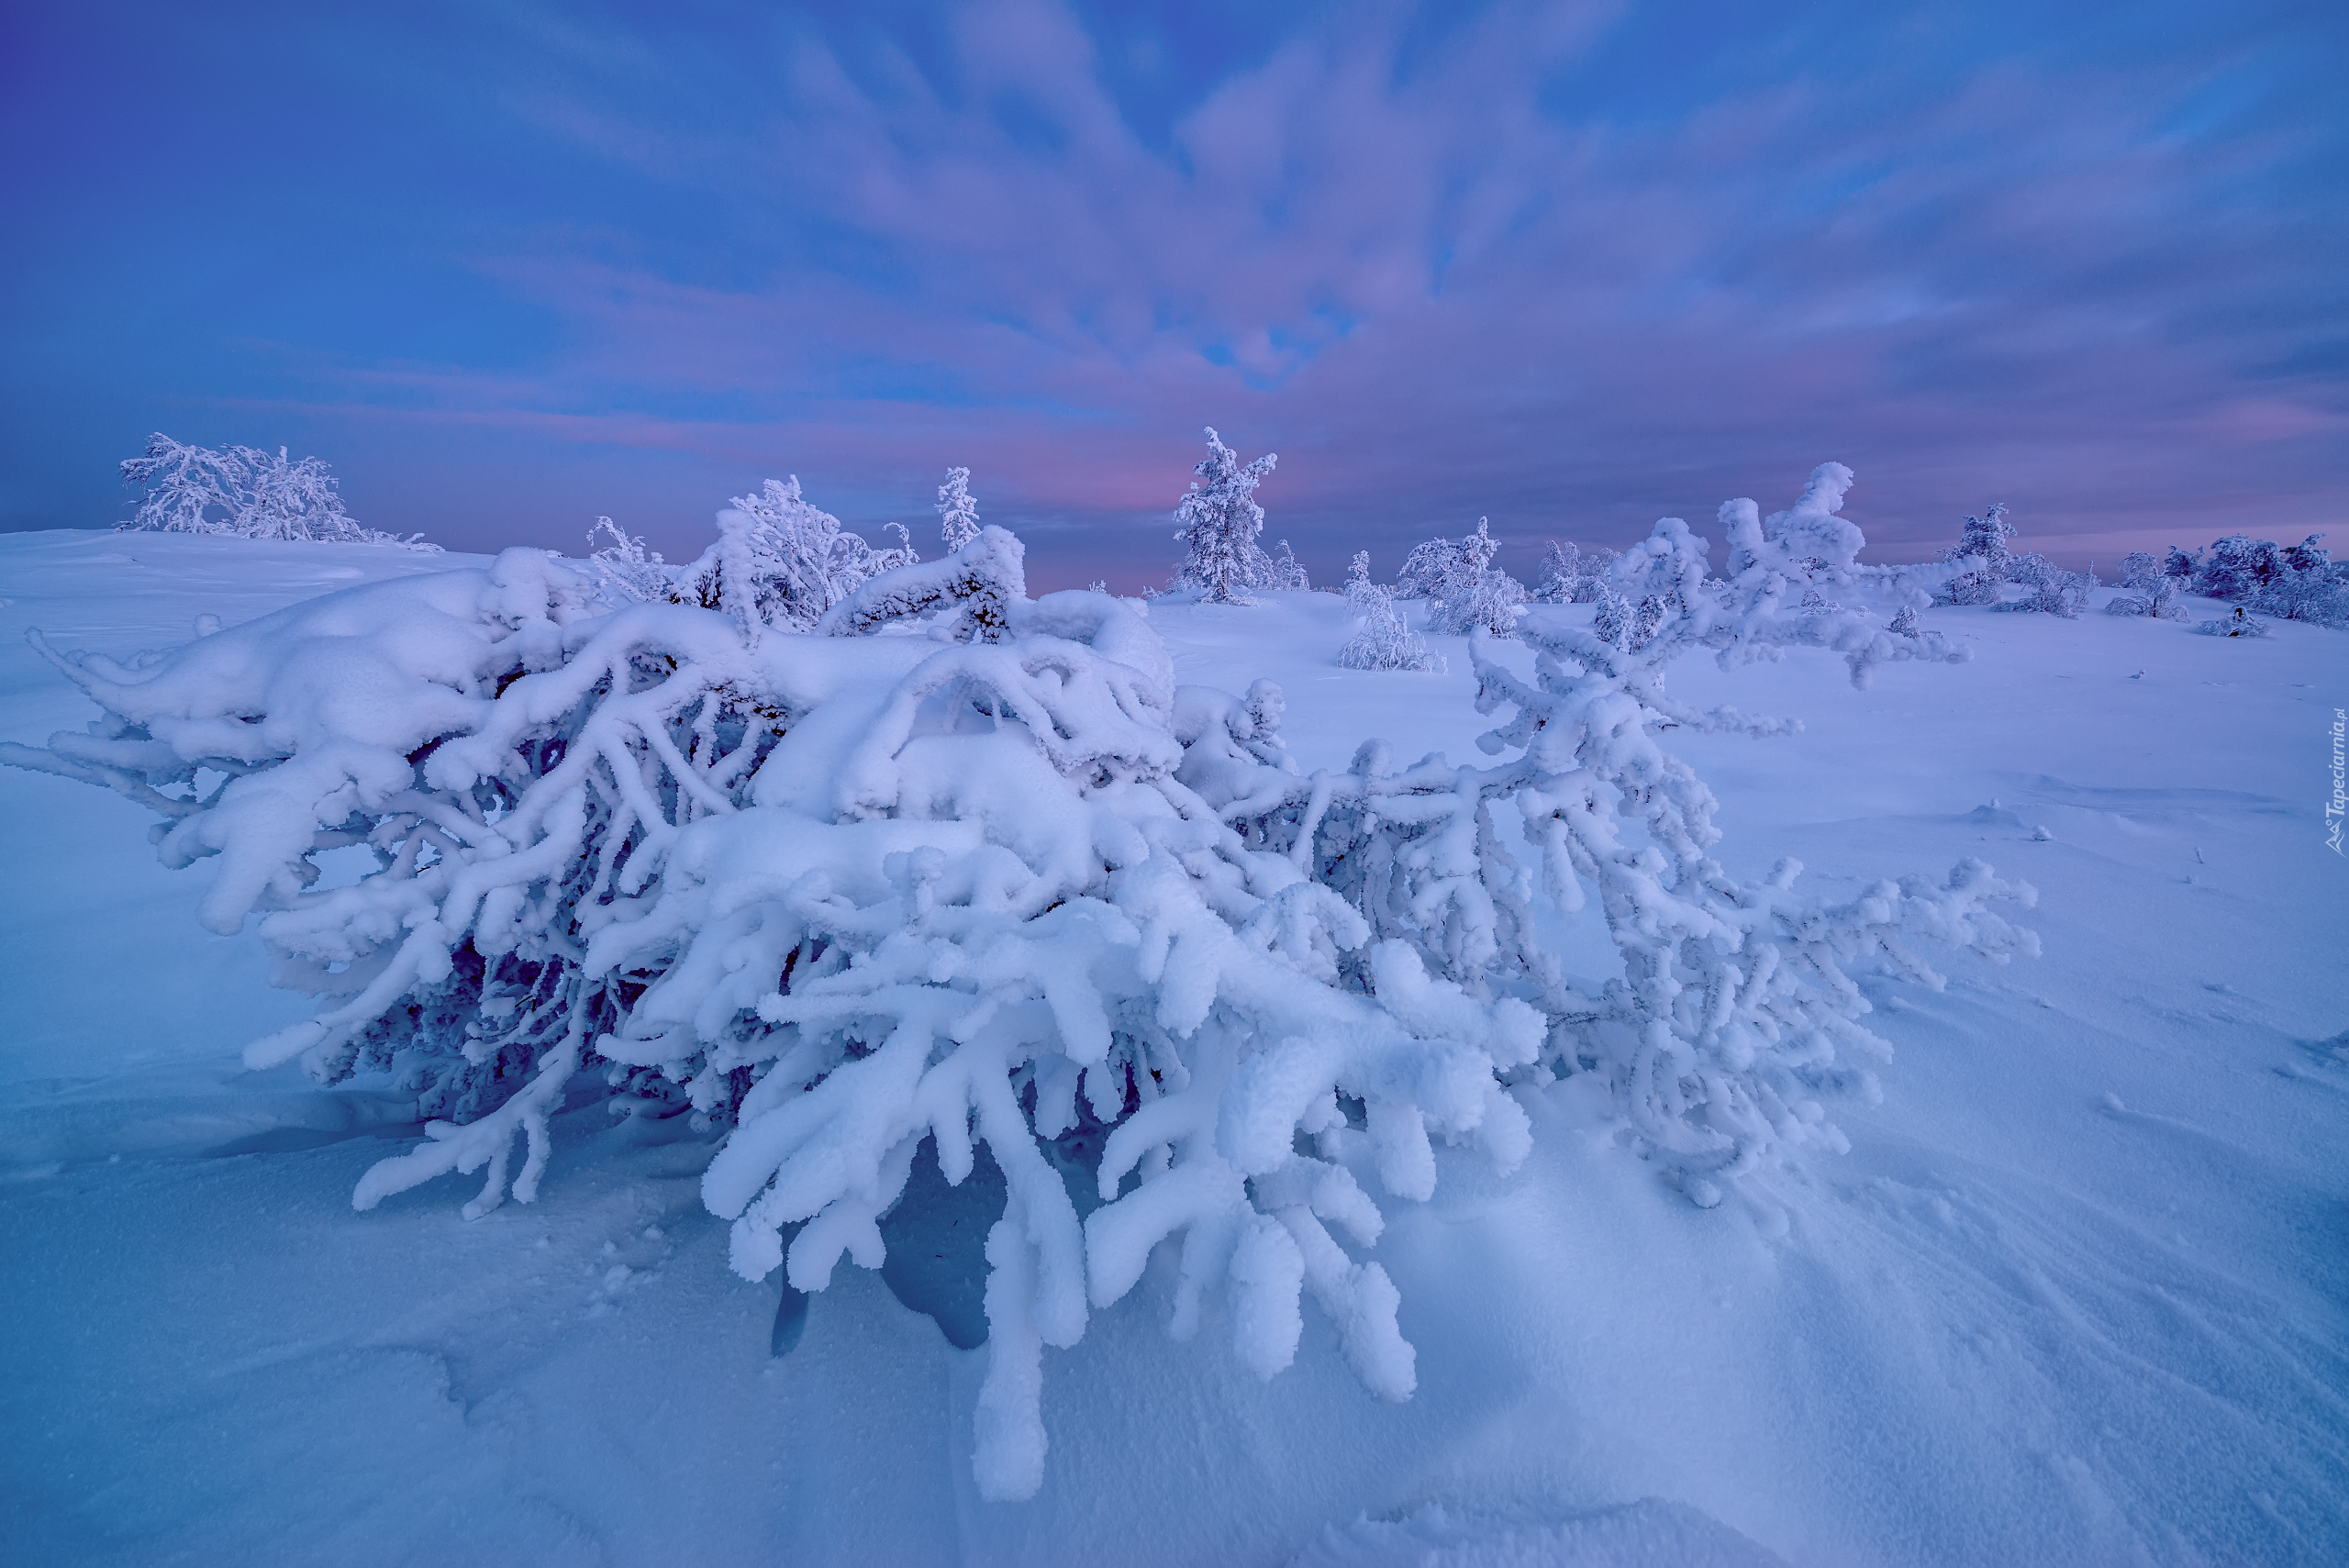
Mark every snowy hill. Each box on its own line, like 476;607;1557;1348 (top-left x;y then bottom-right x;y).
1;528;2343;1566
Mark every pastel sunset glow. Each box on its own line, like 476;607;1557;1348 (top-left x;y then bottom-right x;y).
6;0;2342;588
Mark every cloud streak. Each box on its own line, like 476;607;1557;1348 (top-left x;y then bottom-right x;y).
4;0;2342;586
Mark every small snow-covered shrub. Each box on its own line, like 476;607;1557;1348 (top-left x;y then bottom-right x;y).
1532;539;1613;604
118;433;434;549
1933;503;2015;606
2105;550;2186;619
1401;518;1527;638
1928;498;2090;615
583;517;674;607
1169;428;1282;603
2195;606;2272;638
2194;534;2282;602
1264;539;1312;591
4;460;2033;1500
2252;536;2349;628
2173;531;2345;628
937;467;982;551
673;477;917;635
1337;580;1444;673
2000;554;2094;617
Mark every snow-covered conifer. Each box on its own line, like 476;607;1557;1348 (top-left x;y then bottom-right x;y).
1934;503;2015;606
118;433;433;549
1170;428;1279;603
938;467;982;551
1343;550;1375;604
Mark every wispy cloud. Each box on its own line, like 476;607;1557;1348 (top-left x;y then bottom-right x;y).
6;0;2342;584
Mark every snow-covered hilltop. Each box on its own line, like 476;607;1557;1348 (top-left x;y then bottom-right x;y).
1;503;2343;1565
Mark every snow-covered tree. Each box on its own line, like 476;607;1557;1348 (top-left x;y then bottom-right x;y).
1398;518;1527;638
1170;428;1279;603
1396;519;1486;601
1337;571;1444;673
1264;539;1311;591
2;460;2033;1502
1532;540;1613;604
674;477;917;637
1933;503;2015;606
2000;554;2094;617
583;517;674;606
118;433;434;549
2105;550;2185;619
938;467;982;551
2194;535;2282;601
2252;536;2349;627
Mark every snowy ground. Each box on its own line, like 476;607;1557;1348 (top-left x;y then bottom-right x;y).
2;529;2343;1566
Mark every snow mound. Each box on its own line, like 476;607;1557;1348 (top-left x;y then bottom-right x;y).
1292;1500;1791;1568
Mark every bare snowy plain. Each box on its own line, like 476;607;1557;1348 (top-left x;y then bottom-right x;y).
1;528;2343;1566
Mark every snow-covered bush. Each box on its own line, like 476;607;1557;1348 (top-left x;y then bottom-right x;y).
2194;534;2282;602
2000;554;2094;617
1401;518;1527;638
1169;428;1281;603
2195;606;2272;638
2;460;2034;1501
2246;535;2349;628
673;477;917;636
1532;539;1613;604
583;517;674;607
1396;518;1487;601
1264;539;1312;591
1337;575;1444;673
2165;532;2345;628
1932;503;2015;606
937;467;982;551
1928;499;2090;616
2104;550;2186;619
118;433;434;549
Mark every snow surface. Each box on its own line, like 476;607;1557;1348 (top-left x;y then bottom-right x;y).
2;529;2344;1565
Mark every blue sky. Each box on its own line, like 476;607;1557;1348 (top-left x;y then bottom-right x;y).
3;0;2341;588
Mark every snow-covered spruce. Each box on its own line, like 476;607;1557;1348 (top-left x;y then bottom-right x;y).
937;467;982;552
1169;428;1282;603
0;462;2034;1497
1927;497;2090;617
118;432;435;549
1932;503;2015;606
